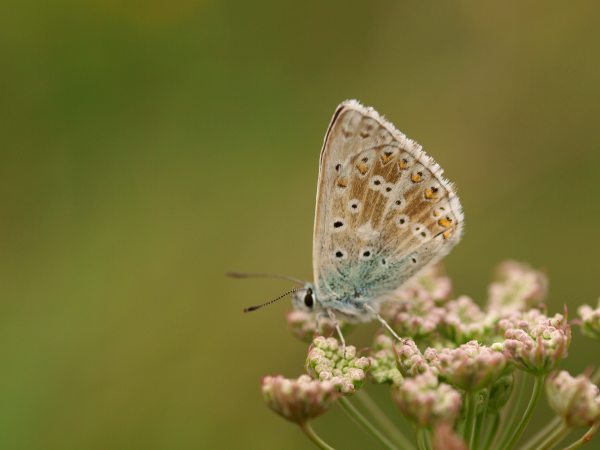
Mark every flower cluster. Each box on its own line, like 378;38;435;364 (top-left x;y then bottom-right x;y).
380;264;451;338
394;338;436;377
261;375;339;424
425;341;507;392
578;299;600;340
493;309;571;374
257;260;599;450
305;336;370;394
546;371;600;427
369;334;403;385
440;296;496;344
391;371;462;428
487;260;548;314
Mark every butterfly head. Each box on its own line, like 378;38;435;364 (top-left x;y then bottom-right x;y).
291;283;320;312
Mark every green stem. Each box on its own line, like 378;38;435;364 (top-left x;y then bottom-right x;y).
463;391;477;446
299;422;336;450
338;397;400;450
496;371;528;450
423;429;433;450
354;391;415;450
521;417;562;450
483;413;500;450
560;423;599;450
416;428;427;450
501;375;545;450
534;422;570;450
473;389;490;450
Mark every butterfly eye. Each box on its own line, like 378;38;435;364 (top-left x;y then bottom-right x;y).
303;289;314;308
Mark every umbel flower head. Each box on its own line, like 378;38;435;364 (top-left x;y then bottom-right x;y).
546;370;600;428
306;336;370;394
493;309;571;375
381;296;445;338
425;341;507;392
380;264;451;339
261;375;339;424
394;338;437;377
394;263;453;304
441;296;496;344
487;260;548;315
369;334;403;385
391;371;462;428
578;299;600;340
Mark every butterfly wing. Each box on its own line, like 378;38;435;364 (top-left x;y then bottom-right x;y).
312;100;463;316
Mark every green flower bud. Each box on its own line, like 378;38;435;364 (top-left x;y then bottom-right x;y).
305;336;370;395
369;334;403;385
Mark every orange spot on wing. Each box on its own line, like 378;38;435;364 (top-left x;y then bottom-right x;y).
425;188;439;200
380;152;394;164
337;177;348;188
355;162;368;175
398;159;409;170
411;172;423;183
443;229;453;239
438;217;453;228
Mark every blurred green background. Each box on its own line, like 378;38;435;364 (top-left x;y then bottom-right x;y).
2;1;600;449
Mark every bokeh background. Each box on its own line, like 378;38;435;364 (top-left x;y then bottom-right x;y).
2;1;600;449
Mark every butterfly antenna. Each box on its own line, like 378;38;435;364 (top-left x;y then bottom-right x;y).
243;288;299;313
227;271;305;286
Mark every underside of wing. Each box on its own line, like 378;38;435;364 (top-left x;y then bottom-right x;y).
312;100;463;305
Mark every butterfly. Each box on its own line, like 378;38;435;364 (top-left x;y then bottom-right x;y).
235;100;463;344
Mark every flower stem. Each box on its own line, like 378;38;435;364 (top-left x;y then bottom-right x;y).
496;371;528;450
534;422;570;450
463;391;477;446
473;389;490;450
338;397;400;450
355;390;415;450
560;423;599;450
416;428;427;450
502;374;545;450
299;422;336;450
482;413;500;450
521;417;562;450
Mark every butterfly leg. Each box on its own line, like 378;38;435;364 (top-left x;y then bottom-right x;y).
364;304;405;343
326;309;346;356
314;311;326;337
